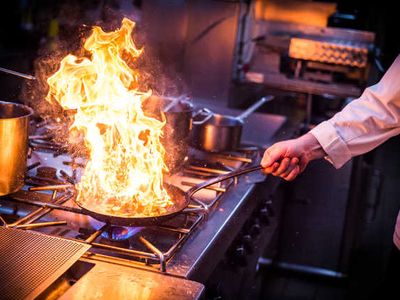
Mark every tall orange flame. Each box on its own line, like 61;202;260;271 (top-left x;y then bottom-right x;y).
46;18;172;216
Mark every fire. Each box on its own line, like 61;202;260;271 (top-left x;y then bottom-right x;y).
46;18;173;217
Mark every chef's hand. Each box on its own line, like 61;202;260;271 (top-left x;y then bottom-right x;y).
261;132;326;181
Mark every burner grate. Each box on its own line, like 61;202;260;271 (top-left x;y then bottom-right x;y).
0;137;260;273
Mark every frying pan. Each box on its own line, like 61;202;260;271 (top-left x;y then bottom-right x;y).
75;184;189;226
75;166;263;226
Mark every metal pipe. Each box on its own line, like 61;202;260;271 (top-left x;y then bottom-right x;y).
139;236;166;272
15;220;67;229
183;169;213;177
29;184;74;191
25;175;65;185
258;257;347;280
157;226;190;234
0;215;8;227
0;66;36;80
91;242;157;260
211;153;252;163
59;170;75;184
9;196;83;214
187;165;229;175
86;224;108;243
63;160;86;168
28;134;52;140
181;181;226;193
8;193;71;227
27;162;41;171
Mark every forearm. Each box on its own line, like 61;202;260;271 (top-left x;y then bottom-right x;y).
298;132;326;162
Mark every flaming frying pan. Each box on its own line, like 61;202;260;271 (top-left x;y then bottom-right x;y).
75;165;263;226
75;184;189;226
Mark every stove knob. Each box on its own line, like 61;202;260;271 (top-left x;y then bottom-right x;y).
242;234;254;254
250;222;261;237
234;244;247;267
259;207;270;225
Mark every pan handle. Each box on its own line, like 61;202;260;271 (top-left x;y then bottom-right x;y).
236;95;274;121
186;165;263;200
192;108;214;125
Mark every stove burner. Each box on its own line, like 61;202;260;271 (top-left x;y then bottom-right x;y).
36;166;58;179
89;217;143;241
101;226;143;241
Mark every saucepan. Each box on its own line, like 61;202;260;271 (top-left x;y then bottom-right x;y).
191;95;274;152
142;95;194;172
75;165;263;226
0;101;34;195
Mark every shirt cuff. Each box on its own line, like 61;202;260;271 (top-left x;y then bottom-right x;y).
309;121;352;169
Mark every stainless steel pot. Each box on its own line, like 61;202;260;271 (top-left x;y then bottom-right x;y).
0;101;33;195
191;96;274;152
143;95;193;172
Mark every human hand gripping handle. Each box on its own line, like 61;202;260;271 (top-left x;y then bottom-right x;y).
261;133;327;181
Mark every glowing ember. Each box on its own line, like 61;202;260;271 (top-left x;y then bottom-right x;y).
46;18;173;217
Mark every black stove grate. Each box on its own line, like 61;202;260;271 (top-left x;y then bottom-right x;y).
0;137;260;273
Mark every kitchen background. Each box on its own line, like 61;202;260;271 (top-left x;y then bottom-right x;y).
1;0;399;299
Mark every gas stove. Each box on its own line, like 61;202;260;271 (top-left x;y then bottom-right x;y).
0;132;273;297
0;107;290;299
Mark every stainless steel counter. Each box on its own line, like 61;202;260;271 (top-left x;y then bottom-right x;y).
60;258;204;300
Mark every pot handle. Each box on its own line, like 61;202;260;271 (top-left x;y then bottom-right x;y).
192;108;214;125
236;95;274;121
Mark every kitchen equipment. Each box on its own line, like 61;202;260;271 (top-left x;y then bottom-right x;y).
191;96;274;152
143;95;194;172
2;117;287;297
76;165;263;227
0;101;33;195
75;184;188;226
0;66;36;80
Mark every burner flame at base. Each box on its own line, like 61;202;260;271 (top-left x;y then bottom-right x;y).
101;226;143;241
90;218;143;241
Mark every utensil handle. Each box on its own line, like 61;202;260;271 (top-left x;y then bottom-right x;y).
236;95;274;121
0;67;36;80
186;165;263;199
192;108;214;125
163;98;179;112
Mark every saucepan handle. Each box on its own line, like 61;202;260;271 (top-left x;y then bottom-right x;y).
192;108;214;125
236;95;274;121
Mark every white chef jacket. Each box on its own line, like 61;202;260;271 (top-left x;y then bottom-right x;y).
310;54;400;250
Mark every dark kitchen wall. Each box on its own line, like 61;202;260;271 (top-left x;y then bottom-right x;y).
0;0;142;102
182;0;240;105
0;1;39;102
0;0;242;106
141;0;241;105
331;0;400;68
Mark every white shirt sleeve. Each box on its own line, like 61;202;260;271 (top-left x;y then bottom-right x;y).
310;54;400;169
